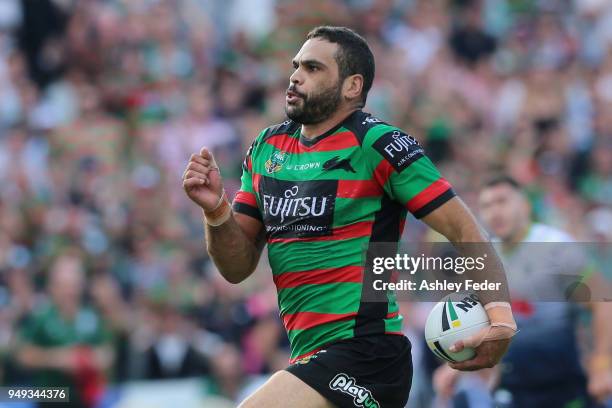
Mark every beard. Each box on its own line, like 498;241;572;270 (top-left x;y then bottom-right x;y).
285;80;343;125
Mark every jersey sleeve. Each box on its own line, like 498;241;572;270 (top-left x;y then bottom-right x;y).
364;125;456;218
232;132;263;222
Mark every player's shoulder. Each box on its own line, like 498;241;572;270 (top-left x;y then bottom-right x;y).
343;110;394;144
346;111;420;149
526;223;575;243
244;119;299;159
261;118;300;141
348;111;425;171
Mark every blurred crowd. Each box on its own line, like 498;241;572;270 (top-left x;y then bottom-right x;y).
0;0;610;406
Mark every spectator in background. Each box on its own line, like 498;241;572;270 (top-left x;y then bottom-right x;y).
579;137;612;206
15;252;113;408
156;84;240;181
208;343;249;402
16;0;70;88
142;302;210;380
449;4;497;66
89;272;132;383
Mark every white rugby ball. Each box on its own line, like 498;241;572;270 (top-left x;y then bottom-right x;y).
425;293;490;363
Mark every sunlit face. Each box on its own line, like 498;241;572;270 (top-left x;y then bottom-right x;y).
285;38;343;125
478;184;530;241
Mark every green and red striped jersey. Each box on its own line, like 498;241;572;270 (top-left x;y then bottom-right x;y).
232;110;455;362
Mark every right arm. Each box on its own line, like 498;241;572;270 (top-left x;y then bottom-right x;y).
183;146;265;284
205;212;265;284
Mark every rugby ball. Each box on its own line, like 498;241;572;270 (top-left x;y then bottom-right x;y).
424;293;490;363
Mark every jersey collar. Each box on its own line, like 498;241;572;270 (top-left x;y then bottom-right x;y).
298;110;362;148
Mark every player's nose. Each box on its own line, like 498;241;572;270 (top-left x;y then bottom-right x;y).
289;68;304;86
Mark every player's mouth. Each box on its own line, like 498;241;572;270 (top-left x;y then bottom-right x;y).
286;89;304;104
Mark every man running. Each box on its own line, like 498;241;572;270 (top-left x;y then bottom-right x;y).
183;26;516;408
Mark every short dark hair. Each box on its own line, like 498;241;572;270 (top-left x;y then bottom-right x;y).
483;174;522;191
306;26;375;106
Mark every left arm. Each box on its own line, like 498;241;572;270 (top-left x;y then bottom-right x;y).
420;194;486;241
421;196;510;306
363;124;516;370
420;196;517;370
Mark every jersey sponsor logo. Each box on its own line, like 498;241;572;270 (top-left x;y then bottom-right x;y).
285;162;321;171
372;130;424;173
323;156;356;173
265;150;288;173
259;177;337;238
329;373;380;408
264;185;327;225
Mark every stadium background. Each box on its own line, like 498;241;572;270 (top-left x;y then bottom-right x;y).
0;0;610;407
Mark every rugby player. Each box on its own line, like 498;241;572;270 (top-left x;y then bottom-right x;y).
183;26;516;408
434;175;612;407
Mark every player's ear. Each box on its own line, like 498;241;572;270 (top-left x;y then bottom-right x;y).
343;74;364;101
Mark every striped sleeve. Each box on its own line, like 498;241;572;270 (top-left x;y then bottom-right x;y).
232;134;263;222
365;126;456;218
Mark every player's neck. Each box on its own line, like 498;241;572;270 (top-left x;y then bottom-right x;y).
301;106;360;139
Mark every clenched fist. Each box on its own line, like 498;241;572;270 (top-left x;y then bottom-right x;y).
183;147;224;211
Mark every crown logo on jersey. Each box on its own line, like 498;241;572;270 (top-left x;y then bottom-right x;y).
265;150;287;173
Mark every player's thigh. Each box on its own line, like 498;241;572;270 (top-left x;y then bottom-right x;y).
238;370;336;408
